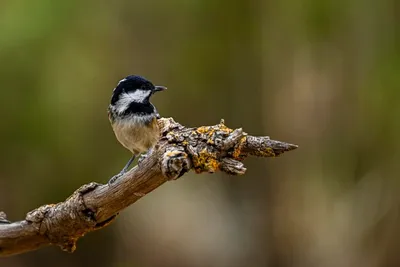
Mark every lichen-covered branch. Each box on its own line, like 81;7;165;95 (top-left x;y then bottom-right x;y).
0;118;298;257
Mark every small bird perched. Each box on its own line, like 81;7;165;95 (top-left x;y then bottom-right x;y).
107;75;167;184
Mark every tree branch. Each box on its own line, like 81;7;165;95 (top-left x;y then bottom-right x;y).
0;118;298;257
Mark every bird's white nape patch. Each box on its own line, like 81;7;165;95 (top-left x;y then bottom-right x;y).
115;90;151;113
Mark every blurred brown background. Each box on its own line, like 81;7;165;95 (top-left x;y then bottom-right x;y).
1;0;399;266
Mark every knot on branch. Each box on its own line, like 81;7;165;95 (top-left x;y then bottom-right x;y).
161;148;191;180
0;211;10;224
25;183;105;253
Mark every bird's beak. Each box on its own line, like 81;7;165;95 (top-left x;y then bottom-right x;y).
154;85;167;92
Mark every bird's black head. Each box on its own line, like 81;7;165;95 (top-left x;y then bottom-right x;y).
109;75;166;120
110;75;166;106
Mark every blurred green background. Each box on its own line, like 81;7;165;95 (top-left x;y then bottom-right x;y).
1;0;399;266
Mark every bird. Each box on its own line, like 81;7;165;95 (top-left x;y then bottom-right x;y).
107;75;167;185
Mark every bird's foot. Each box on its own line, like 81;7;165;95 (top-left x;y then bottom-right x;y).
138;153;147;165
138;148;155;165
108;172;124;186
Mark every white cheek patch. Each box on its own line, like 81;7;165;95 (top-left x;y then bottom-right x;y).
126;89;151;102
114;94;131;113
115;90;151;113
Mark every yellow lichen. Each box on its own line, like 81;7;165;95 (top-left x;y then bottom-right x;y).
256;148;275;157
196;125;233;135
219;124;233;134
196;126;210;134
165;151;187;159
232;136;247;159
165;151;177;157
192;148;220;173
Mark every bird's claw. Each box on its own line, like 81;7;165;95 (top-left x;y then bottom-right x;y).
138;148;155;165
138;153;147;164
108;172;123;186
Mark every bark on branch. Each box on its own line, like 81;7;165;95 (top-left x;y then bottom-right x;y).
0;118;298;257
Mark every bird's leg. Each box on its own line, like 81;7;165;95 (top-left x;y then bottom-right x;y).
108;154;136;185
138;147;154;165
121;155;136;173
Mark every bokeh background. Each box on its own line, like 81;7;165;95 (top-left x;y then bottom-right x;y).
1;0;399;266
